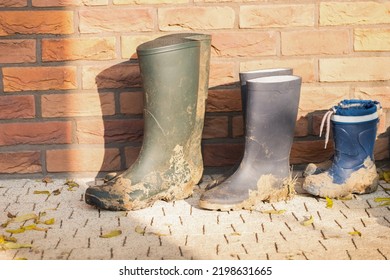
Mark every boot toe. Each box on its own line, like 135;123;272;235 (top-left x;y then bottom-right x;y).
85;185;127;211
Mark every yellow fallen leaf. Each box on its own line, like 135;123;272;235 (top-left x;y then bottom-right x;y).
6;228;26;234
12;213;38;223
325;197;333;209
302;215;314;226
135;226;145;235
348;231;362;237
24;224;47;232
33;190;51;196
149;232;168;237
15;258;28;260
99;229;122;238
65;179;79;191
374;197;390;203
382;171;390;183
261;209;286;215
230;232;241;236
43;218;55;225
0;235;17;243
1;242;32;250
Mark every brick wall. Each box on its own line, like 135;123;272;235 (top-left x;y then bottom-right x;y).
0;0;389;177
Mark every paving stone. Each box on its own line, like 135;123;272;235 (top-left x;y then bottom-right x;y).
0;177;389;260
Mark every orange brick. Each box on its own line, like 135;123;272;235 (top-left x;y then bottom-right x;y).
41;93;115;117
320;2;390;26
206;88;242;113
0;0;27;7
2;66;77;92
79;8;154;33
299;86;350;112
120;92;144;115
211;31;277;57
83;64;141;89
240;4;315;28
46;148;121;172
114;0;187;4
75;119;144;144
354;87;390;109
0;121;72;146
209;62;236;87
202;116;228;139
32;0;108;6
240;59;316;83
0;40;36;63
42;37;116;62
0;11;74;36
159;6;235;31
0;151;41;174
282;30;350;55
0;95;35;120
354;29;390;52
320;57;390;82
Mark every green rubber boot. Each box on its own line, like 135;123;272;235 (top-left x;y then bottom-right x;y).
85;34;210;211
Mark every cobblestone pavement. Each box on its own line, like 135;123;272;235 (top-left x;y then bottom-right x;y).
0;172;389;260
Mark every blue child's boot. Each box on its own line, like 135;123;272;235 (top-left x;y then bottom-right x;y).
303;99;381;198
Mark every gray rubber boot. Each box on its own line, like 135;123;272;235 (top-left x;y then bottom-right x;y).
85;35;207;211
199;75;302;211
205;68;293;190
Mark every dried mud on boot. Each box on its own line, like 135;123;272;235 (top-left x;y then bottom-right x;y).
303;157;379;198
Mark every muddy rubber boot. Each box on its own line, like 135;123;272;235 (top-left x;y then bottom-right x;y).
159;33;211;184
199;75;302;211
85;36;205;211
205;68;293;190
303;99;381;198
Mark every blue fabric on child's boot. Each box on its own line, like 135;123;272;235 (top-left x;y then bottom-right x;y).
303;99;381;198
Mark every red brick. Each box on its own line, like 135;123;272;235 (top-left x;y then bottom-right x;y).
295;116;309;137
0;151;41;174
0;121;72;146
120;92;144;115
232;115;244;138
0;95;35;120
202;143;244;167
79;8;154;33
41;93;115;117
0;0;27;7
202;116;228;139
290;140;334;165
42;37;116;62
83;64;141;89
206;89;242;112
46;148;121;172
75;119;144;144
0;11;74;36
375;137;389;161
125;146;141;168
2;66;77;92
0;40;36;63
